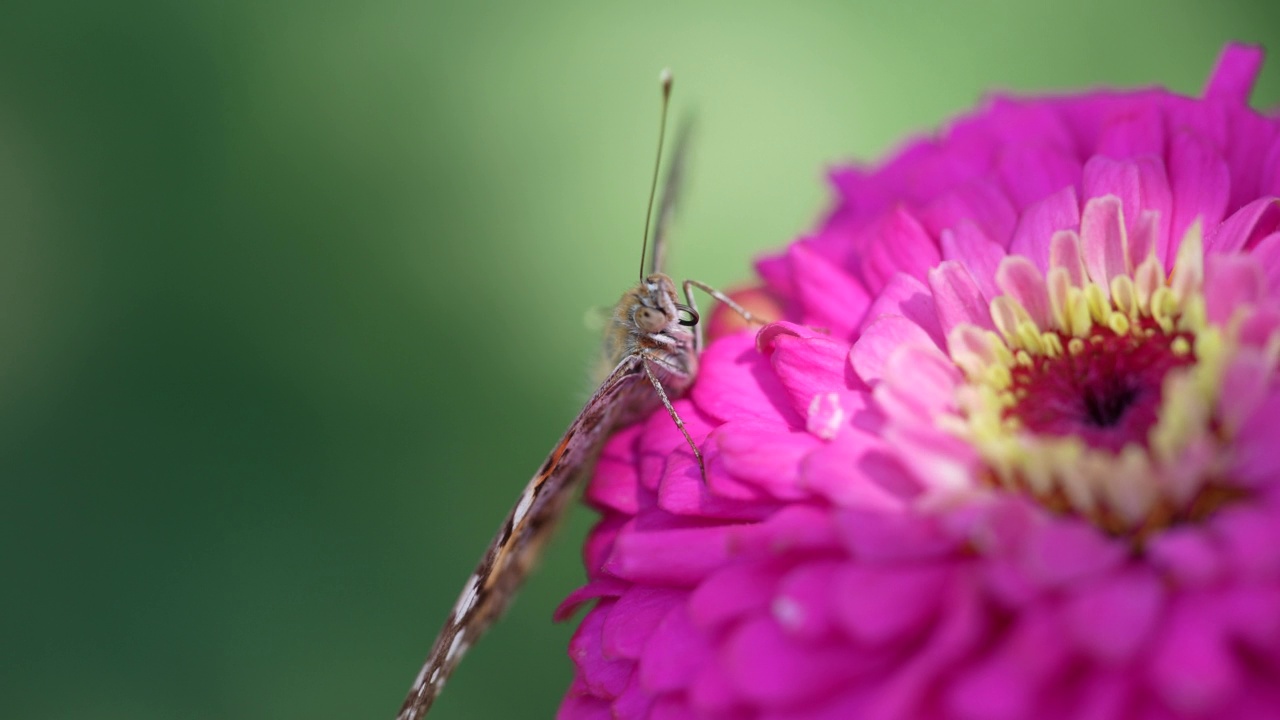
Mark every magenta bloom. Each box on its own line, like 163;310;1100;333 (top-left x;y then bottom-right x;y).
559;44;1280;719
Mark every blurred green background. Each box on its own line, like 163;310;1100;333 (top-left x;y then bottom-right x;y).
2;1;1278;718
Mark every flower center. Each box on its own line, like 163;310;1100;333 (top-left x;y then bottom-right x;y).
1005;320;1196;453
942;200;1252;536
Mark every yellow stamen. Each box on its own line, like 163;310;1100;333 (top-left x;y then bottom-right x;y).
940;207;1265;538
1107;312;1131;335
1084;283;1109;325
1111;275;1139;319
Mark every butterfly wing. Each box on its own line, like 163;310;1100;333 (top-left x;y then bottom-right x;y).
397;355;653;719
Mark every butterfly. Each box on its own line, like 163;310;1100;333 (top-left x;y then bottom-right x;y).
396;70;756;719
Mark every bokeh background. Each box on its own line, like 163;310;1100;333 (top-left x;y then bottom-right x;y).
3;1;1279;718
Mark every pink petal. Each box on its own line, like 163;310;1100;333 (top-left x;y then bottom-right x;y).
1232;391;1280;487
1216;348;1272;435
700;438;774;503
586;425;644;514
1235;305;1280;349
995;256;1051;329
1169;128;1230;261
835;507;957;561
559;677;613;719
772;560;844;640
1062;568;1164;662
688;562;779;632
1227;685;1280;720
1212;504;1280;580
940;221;1007;299
834;564;949;645
582;514;628;576
1250;231;1280;291
788;242;872;340
638;604;710;692
647;696;700;720
1208;196;1280;253
948;612;1071;720
1204;253;1266;325
689;661;743;716
873;344;962;419
864;576;988;720
657;450;776;520
1148;596;1240;716
1203;42;1265;104
1265;133;1280;197
723;616;866;706
1055;94;1142;153
1096;103;1164;159
557;577;630;622
1145;528;1222;587
986;96;1077;151
1010;185;1081;272
637;398;714;492
929;260;995;337
766;687;875;720
920;178;1018;246
850;315;947;386
801;430;919;509
692;331;802;428
601;587;684;660
611;676;656;718
1222;112;1277;213
1048;229;1088;286
996;142;1081;211
1082;156;1171;248
858;207;942;291
1129;210;1160;266
1221;585;1280;649
714;420;822;500
1080;195;1129;289
736;504;845;558
1016;517;1126;589
606;525;737;586
860;272;947;350
571;602;634;696
757;322;857;418
964;495;1036;555
1065;674;1133;720
753;319;828;348
880;421;979;494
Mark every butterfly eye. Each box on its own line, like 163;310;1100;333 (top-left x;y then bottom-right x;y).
635;306;666;333
676;304;699;327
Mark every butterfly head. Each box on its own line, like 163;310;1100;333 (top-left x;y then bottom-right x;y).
634;273;698;334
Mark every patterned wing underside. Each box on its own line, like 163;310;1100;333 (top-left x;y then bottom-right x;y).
397;355;656;719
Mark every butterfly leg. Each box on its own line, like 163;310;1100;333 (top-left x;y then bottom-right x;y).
641;355;706;482
681;279;764;352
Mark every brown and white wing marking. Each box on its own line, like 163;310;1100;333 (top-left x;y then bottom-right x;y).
397;355;654;720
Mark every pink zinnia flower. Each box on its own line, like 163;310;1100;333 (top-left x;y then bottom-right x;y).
559;44;1280;720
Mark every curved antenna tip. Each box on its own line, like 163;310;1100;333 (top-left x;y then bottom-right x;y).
659;68;673;94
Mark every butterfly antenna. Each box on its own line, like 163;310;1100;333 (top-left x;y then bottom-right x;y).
639;69;673;282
